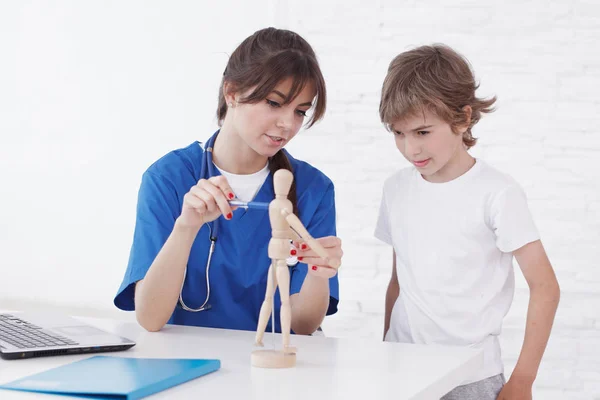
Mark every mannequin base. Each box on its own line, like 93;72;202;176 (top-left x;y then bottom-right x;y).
251;349;296;368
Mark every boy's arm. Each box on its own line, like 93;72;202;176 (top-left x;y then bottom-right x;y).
384;250;400;340
501;239;560;396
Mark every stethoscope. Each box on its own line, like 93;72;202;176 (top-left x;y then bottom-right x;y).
178;132;220;312
178;131;297;313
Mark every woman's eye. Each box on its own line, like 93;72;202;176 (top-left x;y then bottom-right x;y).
296;110;307;117
266;99;281;108
417;131;430;136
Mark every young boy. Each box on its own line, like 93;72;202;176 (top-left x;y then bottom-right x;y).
374;44;560;400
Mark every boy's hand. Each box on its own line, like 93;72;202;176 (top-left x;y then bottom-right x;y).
496;378;532;400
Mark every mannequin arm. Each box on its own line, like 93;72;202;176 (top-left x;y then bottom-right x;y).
281;209;341;269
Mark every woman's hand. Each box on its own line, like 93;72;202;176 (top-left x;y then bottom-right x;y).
177;176;237;231
294;236;343;279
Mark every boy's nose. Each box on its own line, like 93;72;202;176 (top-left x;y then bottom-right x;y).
404;137;422;156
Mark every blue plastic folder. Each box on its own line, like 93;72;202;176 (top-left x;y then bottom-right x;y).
0;356;221;399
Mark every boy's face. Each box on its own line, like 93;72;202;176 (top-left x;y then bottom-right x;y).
391;109;467;183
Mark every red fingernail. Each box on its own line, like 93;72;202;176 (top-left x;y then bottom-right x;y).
290;249;297;256
297;257;303;261
301;244;308;250
226;213;232;219
228;193;234;199
311;266;317;271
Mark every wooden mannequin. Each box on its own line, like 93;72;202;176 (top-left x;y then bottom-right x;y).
251;169;341;368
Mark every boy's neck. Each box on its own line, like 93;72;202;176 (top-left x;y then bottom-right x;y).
212;124;269;175
423;148;476;184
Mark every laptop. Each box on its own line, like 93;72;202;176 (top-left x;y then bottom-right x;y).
0;312;136;360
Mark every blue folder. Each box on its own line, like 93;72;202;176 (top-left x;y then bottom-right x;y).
0;356;221;399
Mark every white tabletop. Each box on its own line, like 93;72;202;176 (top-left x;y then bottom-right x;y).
0;316;482;400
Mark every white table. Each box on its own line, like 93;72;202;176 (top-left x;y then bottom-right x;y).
0;316;482;400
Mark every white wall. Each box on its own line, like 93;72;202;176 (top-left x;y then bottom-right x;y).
2;1;599;398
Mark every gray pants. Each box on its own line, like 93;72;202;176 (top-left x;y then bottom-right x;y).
441;374;505;400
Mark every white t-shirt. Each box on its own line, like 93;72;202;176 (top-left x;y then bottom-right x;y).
216;161;299;265
374;159;539;384
215;163;270;202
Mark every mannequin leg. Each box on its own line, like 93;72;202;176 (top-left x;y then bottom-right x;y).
275;259;294;353
255;261;278;346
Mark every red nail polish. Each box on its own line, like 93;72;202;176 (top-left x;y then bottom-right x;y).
228;193;234;199
226;213;232;219
297;257;303;261
290;249;297;256
301;244;308;250
311;266;317;271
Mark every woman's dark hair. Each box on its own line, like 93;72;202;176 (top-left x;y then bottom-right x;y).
217;27;326;214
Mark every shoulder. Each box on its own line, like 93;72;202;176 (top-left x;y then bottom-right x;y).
284;151;337;226
139;142;204;199
382;166;417;195
145;142;204;183
285;150;333;193
474;159;524;194
472;160;532;218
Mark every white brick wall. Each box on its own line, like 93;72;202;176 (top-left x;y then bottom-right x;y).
278;1;600;398
1;1;599;398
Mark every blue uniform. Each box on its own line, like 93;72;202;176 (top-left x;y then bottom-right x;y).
114;138;339;333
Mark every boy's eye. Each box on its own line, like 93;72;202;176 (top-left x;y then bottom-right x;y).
393;130;404;136
266;99;281;108
417;131;430;135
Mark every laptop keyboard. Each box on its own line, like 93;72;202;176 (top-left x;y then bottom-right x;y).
0;314;79;349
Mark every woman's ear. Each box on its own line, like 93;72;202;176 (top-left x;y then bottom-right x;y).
223;81;237;108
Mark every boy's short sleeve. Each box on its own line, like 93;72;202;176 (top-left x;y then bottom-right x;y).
374;187;393;246
114;171;180;311
491;184;540;253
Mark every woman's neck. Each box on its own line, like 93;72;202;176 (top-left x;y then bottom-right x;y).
212;124;268;175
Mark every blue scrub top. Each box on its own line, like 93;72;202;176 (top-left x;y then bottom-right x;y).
114;141;339;333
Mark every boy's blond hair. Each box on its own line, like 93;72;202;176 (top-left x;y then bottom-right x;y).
379;44;496;149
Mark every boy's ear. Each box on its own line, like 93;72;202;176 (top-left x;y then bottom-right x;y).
458;105;472;133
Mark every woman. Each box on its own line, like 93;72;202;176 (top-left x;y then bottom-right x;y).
114;27;343;336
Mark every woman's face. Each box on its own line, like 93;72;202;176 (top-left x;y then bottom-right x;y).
228;78;316;158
